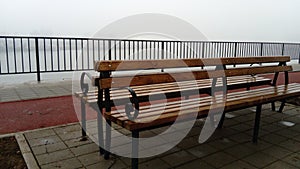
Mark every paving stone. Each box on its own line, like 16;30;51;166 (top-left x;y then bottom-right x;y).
186;143;218;158
160;130;188;143
36;149;74;165
139;135;167;149
77;152;104;166
161;150;196;167
243;140;272;152
57;130;82;141
40;158;83;169
138;158;170;169
282;152;300;168
27;135;62;147
24;129;56;140
86;158;127;169
176;136;199;149
32;142;68;155
54;124;82;134
224;144;256;159
263;160;299;169
229;133;252;143
64;137;93;148
175;159;215;169
230;123;252;132
263;145;293;159
70;143;99;156
261;123;285;133
261;133;288;144
278;139;300;152
283;109;300;116
207;137;238;150
220;160;257;169
242;152;277;168
202;151;236;168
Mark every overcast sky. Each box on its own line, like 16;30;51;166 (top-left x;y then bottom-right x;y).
1;0;299;42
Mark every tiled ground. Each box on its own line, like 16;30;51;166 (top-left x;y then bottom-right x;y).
22;102;300;169
0;80;73;102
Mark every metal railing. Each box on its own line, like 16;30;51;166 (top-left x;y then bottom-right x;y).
1;35;300;81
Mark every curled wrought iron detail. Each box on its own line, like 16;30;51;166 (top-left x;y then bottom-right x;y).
80;72;93;96
125;87;140;121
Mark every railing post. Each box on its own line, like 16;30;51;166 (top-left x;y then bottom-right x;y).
35;37;41;82
108;40;112;60
234;42;237;57
298;45;300;64
282;43;285;56
260;43;263;56
161;41;164;59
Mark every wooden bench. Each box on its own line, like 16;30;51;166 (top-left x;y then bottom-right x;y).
76;56;300;169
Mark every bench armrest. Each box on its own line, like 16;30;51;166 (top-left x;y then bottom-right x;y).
80;72;94;96
125;87;140;121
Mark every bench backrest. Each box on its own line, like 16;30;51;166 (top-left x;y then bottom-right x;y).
95;56;292;89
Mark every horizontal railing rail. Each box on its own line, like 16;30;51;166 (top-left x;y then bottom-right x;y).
0;35;299;81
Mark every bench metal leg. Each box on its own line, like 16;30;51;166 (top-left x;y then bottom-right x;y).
80;99;87;141
278;100;286;113
104;119;111;160
271;102;276;111
217;112;226;129
253;104;262;143
97;111;105;155
132;130;139;169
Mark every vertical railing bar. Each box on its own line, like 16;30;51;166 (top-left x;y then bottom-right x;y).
13;38;17;72
114;40;117;60
81;39;84;69
119;40;122;60
35;37;41;81
165;42;168;59
108;40;112;60
63;39;66;70
98;40;101;60
169;42;171;59
123;41;126;60
145;41;148;59
149;42;152;59
69;39;72;70
234;42;237;57
5;38;9;73
75;39;78;70
142;41;144;59
43;38;47;71
57;39;60;71
103;40;106;60
87;39;90;69
50;39;53;71
128;41;131;60
93;40;95;62
21;38;24;72
298;44;300;63
201;42;205;58
182;42;186;59
28;38;32;72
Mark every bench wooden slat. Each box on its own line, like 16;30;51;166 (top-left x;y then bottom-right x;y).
108;83;300;130
99;65;291;89
78;76;271;105
95;56;290;71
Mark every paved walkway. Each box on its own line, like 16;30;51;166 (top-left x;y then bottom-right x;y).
0;80;73;102
0;76;300;168
12;103;300;169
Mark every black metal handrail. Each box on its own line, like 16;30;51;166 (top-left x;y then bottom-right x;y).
1;35;299;81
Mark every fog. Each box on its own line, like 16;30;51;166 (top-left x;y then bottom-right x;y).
1;0;300;42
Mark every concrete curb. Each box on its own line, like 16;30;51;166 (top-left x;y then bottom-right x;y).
15;133;40;169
